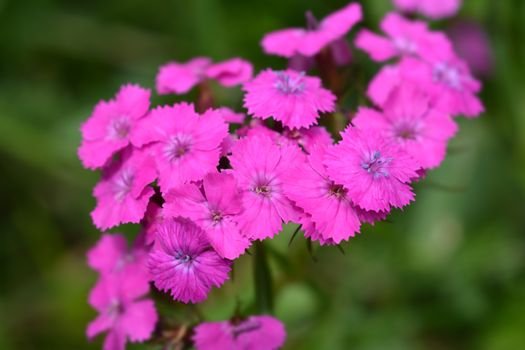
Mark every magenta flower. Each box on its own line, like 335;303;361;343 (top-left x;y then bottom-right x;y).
353;84;458;169
156;57;253;94
261;2;362;58
132;103;228;192
78;84;150;169
243;69;336;129
91;147;157;230
193;315;286;350
229;135;302;240
393;0;462;20
87;273;157;350
87;233;149;277
147;218;231;303
355;12;452;62
324;127;420;212
163;172;251;260
284;145;361;243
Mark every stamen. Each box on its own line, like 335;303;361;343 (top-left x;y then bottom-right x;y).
433;62;462;90
361;150;392;179
274;71;306;94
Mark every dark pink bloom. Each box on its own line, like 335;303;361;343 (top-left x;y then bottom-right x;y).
353;84;458;169
324;127;420;212
355;12;452;62
91;147;156;230
261;2;362;58
156;57;253;94
163;172;251;260
284;145;361;243
243;69;336;129
87;273;157;350
193;315;286;350
148;218;231;303
133;103;228;192
229;135;302;240
393;0;462;19
78;84;150;169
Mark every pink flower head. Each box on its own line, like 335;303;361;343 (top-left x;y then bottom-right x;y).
78;84;150;169
87;273;157;350
91;147;156;230
87;233;149;278
156;57;252;94
393;0;462;20
261;2;362;58
324;127;420;212
133;103;228;192
229;135;302;240
355;12;452;62
283;144;361;243
164;172;251;260
243;69;336;129
354;84;458;169
193;315;286;350
147;218;231;303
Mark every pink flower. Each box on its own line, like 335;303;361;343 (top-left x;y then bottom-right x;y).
133;103;228;192
87;233;149;278
156;57;253;94
353;84;458;169
355;12;452;62
393;0;462;20
78;84;150;169
147;218;231;303
324;127;420;212
91;147;156;230
283;145;361;243
261;2;362;58
163;172;251;260
243;69;336;129
87;273;157;350
193;315;286;350
229;135;302;240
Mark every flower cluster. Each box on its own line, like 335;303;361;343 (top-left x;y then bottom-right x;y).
80;2;483;349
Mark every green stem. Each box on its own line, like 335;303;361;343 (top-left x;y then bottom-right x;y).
253;240;274;314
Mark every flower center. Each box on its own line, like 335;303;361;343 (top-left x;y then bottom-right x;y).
113;169;133;201
211;210;223;224
433;62;462;90
361;150;392;179
164;134;192;162
327;182;347;198
274;71;305;94
107;299;125;319
394;122;418;140
231;319;261;338
174;251;192;264
108;116;131;139
393;36;417;55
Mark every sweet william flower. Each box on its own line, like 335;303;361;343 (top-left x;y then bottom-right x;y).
243;69;336;129
193;315;286;350
229;135;302;240
78;84;150;169
91;147;157;231
353;84;458;169
163;172;251;260
324;127;420;212
148;218;231;303
132;103;228;192
87;273;157;350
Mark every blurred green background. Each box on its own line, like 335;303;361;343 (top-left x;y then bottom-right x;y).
1;0;524;349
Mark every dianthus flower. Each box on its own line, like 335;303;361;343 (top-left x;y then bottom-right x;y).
243;69;336;129
261;2;362;58
156;57;252;94
229;135;302;240
91;147;156;230
87;273;157;350
393;0;462;20
324;127;420;212
132;103;228;192
147;218;231;303
78;84;150;169
193;315;286;350
163;172;251;260
284;145;361;243
353;84;458;169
